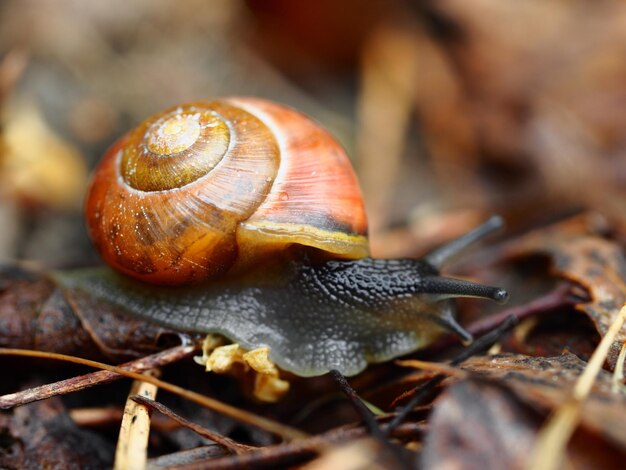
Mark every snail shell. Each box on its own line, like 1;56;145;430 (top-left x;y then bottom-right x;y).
86;98;368;285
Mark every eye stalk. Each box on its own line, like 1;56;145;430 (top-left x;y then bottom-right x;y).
408;215;509;342
420;215;509;306
424;215;505;269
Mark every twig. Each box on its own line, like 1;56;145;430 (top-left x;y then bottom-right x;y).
465;283;582;338
147;446;231;468
0;344;196;408
328;370;382;437
385;315;518;434
131;395;254;454
0;348;307;441
169;421;425;470
329;370;410;469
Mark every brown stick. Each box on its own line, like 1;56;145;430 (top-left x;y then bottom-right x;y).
0;348;307;441
168;421;425;470
465;282;581;338
0;344;197;408
131;395;255;455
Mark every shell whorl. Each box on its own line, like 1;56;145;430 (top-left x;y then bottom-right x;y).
86;98;368;285
122;108;231;191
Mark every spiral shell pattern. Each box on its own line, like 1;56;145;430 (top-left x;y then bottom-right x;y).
86;98;368;285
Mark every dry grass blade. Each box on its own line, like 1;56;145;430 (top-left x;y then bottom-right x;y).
395;359;468;379
529;303;626;470
0;348;308;441
114;372;159;470
612;342;626;394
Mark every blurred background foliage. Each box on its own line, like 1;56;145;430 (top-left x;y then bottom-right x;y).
0;0;624;269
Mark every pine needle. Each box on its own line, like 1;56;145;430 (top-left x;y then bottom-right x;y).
528;302;626;470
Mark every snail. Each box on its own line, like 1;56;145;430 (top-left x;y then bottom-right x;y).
57;97;508;377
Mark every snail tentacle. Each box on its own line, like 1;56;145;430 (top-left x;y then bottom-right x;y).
424;215;504;269
419;277;509;303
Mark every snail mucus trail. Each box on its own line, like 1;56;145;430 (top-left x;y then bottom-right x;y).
56;98;509;378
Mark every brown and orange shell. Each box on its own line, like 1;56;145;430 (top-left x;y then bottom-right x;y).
85;98;369;285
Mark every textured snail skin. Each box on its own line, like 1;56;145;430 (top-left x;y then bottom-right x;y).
56;257;472;377
86;98;368;285
56;248;507;377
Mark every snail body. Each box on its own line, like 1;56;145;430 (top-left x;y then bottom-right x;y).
61;98;508;377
